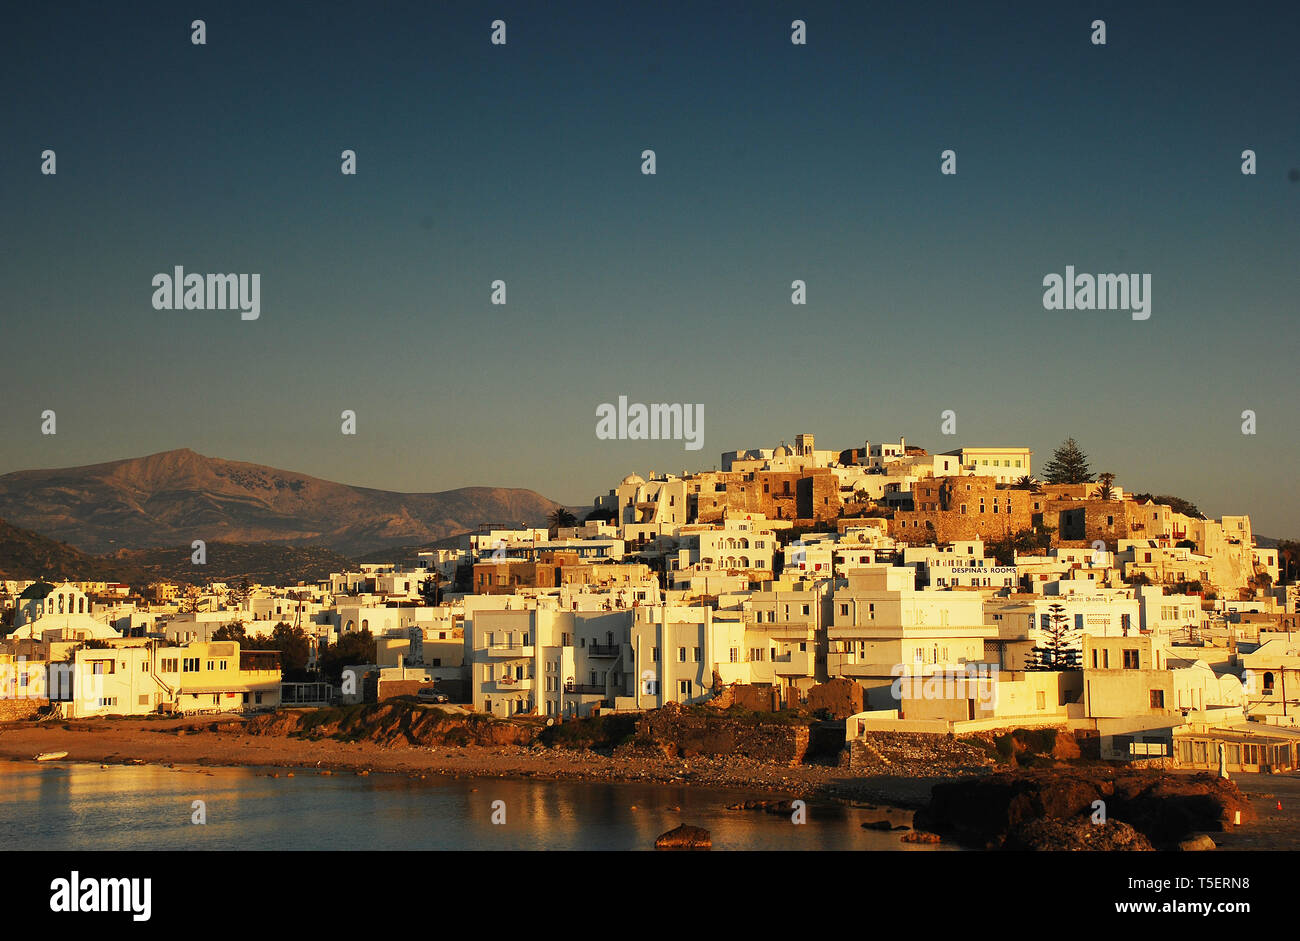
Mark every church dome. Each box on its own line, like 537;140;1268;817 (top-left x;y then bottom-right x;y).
19;582;55;600
773;444;791;458
621;473;646;486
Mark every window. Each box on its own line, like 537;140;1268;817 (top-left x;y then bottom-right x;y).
1036;691;1046;709
652;646;659;662
677;647;687;662
90;661;114;675
679;680;690;694
1150;690;1164;709
840;604;849;617
161;658;178;673
1122;649;1140;669
692;647;701;662
141;661;149;672
729;648;738;662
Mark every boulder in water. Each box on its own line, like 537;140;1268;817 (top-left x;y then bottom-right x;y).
655;824;711;850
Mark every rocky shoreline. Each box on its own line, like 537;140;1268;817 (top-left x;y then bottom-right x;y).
5;711;1290;850
913;767;1254;850
0;715;947;812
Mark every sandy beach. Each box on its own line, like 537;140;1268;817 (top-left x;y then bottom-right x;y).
0;715;937;809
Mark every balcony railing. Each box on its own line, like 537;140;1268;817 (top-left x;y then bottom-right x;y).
587;644;620;657
495;676;533;690
486;644;534;658
564;683;605;695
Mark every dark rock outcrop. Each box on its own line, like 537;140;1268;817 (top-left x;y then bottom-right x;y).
901;830;941;844
914;768;1250;850
244;701;538;748
655;825;712;850
727;799;797;814
633;703;810;766
1002;818;1153;851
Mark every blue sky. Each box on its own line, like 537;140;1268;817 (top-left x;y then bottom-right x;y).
2;1;1297;534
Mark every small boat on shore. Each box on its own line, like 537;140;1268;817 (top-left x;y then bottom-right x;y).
35;751;68;761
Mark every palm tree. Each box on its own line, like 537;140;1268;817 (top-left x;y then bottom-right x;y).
1096;472;1116;501
548;508;577;532
1017;475;1041;492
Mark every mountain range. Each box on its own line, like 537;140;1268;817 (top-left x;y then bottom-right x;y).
0;449;569;557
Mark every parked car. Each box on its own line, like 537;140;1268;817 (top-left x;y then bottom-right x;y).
416;687;449;704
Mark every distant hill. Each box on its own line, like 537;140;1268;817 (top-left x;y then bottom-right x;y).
108;542;355;586
0;517;145;583
0;516;355;586
0;449;568;556
352;534;467;568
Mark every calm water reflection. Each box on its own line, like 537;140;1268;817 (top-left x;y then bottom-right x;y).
1;762;955;851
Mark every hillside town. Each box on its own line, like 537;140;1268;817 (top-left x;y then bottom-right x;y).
3;434;1297;777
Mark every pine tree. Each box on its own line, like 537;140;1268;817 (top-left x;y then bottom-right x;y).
1024;603;1082;671
1042;437;1094;484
